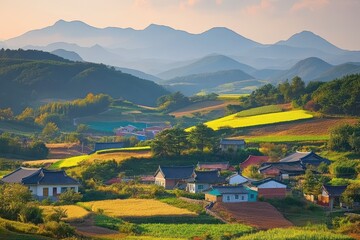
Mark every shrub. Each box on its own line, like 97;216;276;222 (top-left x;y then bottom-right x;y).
18;203;43;224
119;221;140;235
44;221;75;238
58;189;83;204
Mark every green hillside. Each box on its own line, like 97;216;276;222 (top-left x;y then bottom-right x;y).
0;49;168;111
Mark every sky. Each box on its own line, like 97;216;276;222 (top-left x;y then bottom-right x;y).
0;0;359;50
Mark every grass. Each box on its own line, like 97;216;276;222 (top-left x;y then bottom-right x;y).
50;155;89;168
0;227;53;240
40;205;90;222
197;109;314;131
237;228;353;240
0;170;11;178
217;94;249;100
159;197;204;214
236;105;283;117
80;199;197;218
245;135;330;143
139;223;253;239
96;146;151;154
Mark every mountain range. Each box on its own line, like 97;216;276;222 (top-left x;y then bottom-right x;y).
3;20;360;74
2;20;360;97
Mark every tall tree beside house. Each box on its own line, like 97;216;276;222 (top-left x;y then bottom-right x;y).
41;122;60;141
188;124;218;152
259;143;288;161
151;128;188;157
302;169;330;196
341;183;360;207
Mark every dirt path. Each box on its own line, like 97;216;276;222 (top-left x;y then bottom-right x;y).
212;202;293;230
70;214;119;237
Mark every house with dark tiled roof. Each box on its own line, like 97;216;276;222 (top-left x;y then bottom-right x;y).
1;167;80;199
318;185;348;210
197;162;232;171
205;185;257;203
259;162;305;180
240;155;270;170
154;166;195;189
220;138;246;152
187;170;225;193
279;151;330;166
251;178;288;198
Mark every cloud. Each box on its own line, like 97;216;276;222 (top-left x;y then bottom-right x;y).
245;0;274;15
291;0;329;12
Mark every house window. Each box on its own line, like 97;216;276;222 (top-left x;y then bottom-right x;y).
226;196;230;201
235;194;239;199
250;194;254;199
198;185;204;190
241;196;245;200
61;187;67;193
70;187;75;191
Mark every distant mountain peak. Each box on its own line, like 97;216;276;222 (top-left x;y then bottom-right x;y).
144;24;175;31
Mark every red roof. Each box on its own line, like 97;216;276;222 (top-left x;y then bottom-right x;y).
105;177;122;185
140;175;155;182
240;155;270;169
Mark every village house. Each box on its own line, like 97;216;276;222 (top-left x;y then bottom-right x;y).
1;167;80;199
318;185;348;210
154;165;195;189
259;162;305;180
205;185;258;203
187;170;225;193
219;138;246;152
197;162;234;171
251;178;288;198
279;151;331;167
240;155;270;170
226;173;248;185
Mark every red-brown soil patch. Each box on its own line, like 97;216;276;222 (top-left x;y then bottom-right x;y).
241;117;358;136
70;214;120;237
46;143;92;158
212;202;293;230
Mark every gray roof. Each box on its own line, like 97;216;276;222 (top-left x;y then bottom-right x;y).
1;167;40;183
191;170;225;184
1;167;79;185
220;138;245;145
322;185;347;197
22;169;79;185
251;178;287;187
212;185;250;194
280;151;312;163
259;162;305;174
155;166;195;179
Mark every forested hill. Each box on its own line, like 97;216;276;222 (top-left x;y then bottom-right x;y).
0;49;169;111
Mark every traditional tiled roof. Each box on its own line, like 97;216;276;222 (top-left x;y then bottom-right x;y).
190;170;225;184
322;185;347;197
220;138;245;145
154;166;195;180
251;178;287;187
1;167;41;183
94;142;125;151
207;185;250;196
240;155;270;169
197;162;230;170
22;169;79;185
280;151;330;166
259;162;305;175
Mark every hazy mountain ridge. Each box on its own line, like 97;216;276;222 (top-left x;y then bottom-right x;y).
0;49;168;111
51;49;83;61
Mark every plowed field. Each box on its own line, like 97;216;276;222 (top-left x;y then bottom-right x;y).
212;202;293;230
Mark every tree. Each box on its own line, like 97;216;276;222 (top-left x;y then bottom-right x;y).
58;189;83;204
341;183;360;207
41;122;60;141
259;143;287;161
151;128;188;157
188;124;218;152
0;108;13;120
328;122;360;153
16;107;35;122
302;169;321;195
242;165;262;179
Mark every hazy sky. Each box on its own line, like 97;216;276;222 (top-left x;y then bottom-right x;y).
1;0;359;50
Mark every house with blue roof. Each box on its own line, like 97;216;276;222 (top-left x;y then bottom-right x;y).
205;185;258;203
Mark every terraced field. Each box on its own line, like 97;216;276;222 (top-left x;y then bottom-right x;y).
197;110;313;131
41;205;90;222
80;199;197;218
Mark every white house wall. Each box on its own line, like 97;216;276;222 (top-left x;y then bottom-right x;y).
29;185;79;197
222;193;248;202
257;181;286;189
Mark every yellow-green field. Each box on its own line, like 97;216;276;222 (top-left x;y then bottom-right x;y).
197;110;313;131
41;205;90;221
217;94;249;100
244;135;330;143
80;199;197;218
51;149;152;168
